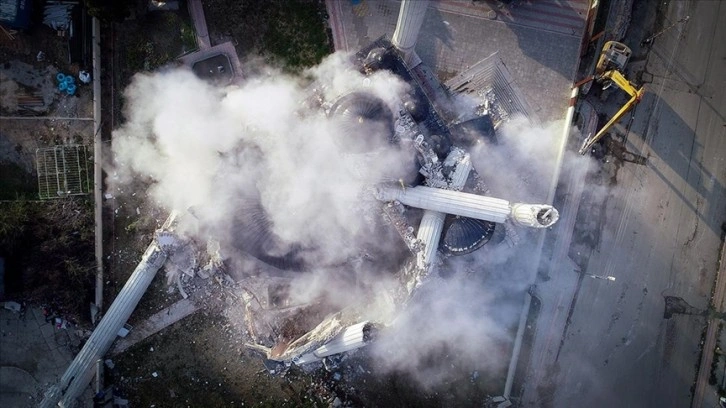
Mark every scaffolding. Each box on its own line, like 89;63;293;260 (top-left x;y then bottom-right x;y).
36;145;90;199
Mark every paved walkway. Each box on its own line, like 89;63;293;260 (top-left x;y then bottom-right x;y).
692;238;726;408
325;0;585;121
0;306;79;407
435;0;588;36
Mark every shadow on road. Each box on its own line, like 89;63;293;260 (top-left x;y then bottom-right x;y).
633;91;726;237
479;0;585;80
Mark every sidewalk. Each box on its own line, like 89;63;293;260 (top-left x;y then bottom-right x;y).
692;238;726;408
0;306;80;407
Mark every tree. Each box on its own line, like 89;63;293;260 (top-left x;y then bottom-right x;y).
83;0;135;23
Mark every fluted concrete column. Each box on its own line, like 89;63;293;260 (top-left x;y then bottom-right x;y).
375;186;560;228
42;213;178;408
391;0;429;66
414;149;472;271
376;185;511;224
416;210;446;271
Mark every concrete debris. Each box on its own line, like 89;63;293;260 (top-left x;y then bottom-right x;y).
90;302;100;324
3;301;21;313
79;70;91;84
113;396;129;407
149;0;180;11
176;273;189;299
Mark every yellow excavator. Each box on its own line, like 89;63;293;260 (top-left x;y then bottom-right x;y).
578;41;645;155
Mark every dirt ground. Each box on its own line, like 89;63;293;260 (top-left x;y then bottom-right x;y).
110;304;504;408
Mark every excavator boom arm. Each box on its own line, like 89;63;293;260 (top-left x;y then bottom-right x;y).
600;70;640;97
579;70;644;154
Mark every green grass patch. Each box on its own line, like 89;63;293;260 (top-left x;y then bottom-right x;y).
204;0;331;72
118;10;197;82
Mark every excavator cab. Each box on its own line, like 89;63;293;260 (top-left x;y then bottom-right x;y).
596;41;632;75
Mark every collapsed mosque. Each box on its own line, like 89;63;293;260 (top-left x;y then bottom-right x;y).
42;2;560;406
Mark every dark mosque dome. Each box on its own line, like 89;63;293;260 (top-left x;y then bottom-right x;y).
329;92;395;154
363;47;395;71
449;115;497;147
401;91;428;122
440;215;496;256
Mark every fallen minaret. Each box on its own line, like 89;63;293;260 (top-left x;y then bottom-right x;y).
41;212;179;408
375;185;559;229
290;321;376;366
414;146;473;277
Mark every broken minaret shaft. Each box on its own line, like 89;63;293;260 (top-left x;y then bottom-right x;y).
391;0;430;66
416;149;472;271
376;186;560;229
41;213;179;408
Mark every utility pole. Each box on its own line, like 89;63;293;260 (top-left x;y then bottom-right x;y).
92;16;104;317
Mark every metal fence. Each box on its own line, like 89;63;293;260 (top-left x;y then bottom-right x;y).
36;145;89;199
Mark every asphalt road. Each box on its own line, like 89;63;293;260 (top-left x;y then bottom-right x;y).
527;1;726;407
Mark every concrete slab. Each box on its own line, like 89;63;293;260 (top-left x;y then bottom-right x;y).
0;307;75;407
38;321;55;340
111;298;199;355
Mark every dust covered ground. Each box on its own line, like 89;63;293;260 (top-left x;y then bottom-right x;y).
109;284;509;408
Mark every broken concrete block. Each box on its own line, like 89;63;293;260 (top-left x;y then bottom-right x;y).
3;301;21;312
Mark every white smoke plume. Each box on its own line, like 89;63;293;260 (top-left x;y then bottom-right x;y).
108;50;597;389
110;53;411;269
369;114;599;387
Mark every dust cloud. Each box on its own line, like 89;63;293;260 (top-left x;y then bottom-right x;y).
368;113;598;387
107;52;594;388
110;53;411;269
